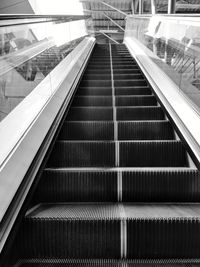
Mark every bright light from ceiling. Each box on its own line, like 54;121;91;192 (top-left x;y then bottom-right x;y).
28;0;87;47
28;0;84;15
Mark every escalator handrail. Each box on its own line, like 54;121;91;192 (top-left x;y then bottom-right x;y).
0;15;90;27
124;35;200;168
0;36;95;253
0;38;55;77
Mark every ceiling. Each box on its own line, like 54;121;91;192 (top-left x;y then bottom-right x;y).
80;0;133;44
80;0;200;44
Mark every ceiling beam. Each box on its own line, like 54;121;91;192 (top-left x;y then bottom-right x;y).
80;0;131;2
83;9;131;13
103;12;125;32
100;31;120;44
101;1;128;16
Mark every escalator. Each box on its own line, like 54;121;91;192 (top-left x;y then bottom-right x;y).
9;44;200;266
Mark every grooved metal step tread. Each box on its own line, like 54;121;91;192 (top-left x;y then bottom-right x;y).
19;204;121;259
118;121;174;140
26;204;120;219
116;107;165;121
115;87;152;96
112;61;137;65
120;140;188;167
114;80;147;87
115;96;157;106
15;258;200;267
72;96;112;107
47;140;187;168
113;69;142;74
122;168;200;202
59;121;173;141
66;107;113;121
47;141;115;167
80;80;112;87
113;65;141;70
112;57;134;60
84;70;111;75
58;121;114;140
20;204;200;259
83;74;111;80
35;170;118;202
77;88;112;96
114;74;144;79
25;203;200;220
87;65;111;69
35;168;200;203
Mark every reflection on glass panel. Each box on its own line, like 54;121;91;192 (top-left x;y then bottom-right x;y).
0;19;88;122
155;0;168;13
134;0;139;14
176;0;200;14
125;16;200;112
142;0;152;14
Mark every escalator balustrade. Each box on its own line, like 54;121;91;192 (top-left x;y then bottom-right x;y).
11;44;200;266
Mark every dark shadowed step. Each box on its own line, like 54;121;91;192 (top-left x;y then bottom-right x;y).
67;107;113;121
115;96;157;106
116;107;164;121
58;121;114;140
115;87;152;96
72;96;112;107
122;169;200;202
118;121;174;140
47;141;115;167
120;141;188;167
34;170;118;202
77;88;112;96
18;204;121;259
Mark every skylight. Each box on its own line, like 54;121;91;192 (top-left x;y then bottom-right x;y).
28;0;84;15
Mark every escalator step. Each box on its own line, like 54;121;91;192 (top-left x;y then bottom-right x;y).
112;57;134;60
72;96;112;107
47;141;115;167
20;204;121;259
114;69;142;74
118;121;174;140
84;69;111;75
115;87;152;96
126;204;200;258
15;259;200;266
88;59;110;62
83;74;111;80
116;96;157;106
67;107;113;121
35;170;118;202
120;141;188;167
80;80;111;87
122;169;200;201
18;204;200;259
12;43;200;266
113;65;140;70
87;65;111;70
112;61;136;65
58;121;114;140
117;107;164;121
114;80;148;87
113;74;144;80
77;88;112;96
90;57;110;59
34;168;200;203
